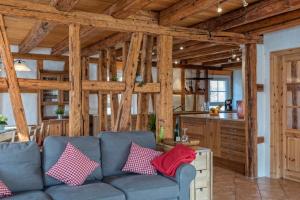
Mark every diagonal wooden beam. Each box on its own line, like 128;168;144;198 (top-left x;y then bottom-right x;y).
51;0;156;55
18;0;79;53
194;0;300;31
114;33;143;131
160;0;228;26
0;15;29;141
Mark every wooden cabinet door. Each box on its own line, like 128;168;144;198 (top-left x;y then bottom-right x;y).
47;120;63;136
283;54;300;182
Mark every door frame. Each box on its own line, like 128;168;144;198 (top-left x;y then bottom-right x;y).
270;47;300;178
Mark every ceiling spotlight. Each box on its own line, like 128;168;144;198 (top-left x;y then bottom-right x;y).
236;57;241;62
217;0;223;14
232;54;237;59
152;51;155;55
174;60;179;65
242;0;248;7
179;46;184;50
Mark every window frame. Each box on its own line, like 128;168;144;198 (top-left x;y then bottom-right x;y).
208;78;230;106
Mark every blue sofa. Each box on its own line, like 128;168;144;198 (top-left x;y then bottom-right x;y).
0;131;196;200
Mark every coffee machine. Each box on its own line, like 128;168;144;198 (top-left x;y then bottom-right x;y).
225;99;233;111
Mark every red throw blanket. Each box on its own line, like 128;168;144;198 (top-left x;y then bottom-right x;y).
151;144;196;176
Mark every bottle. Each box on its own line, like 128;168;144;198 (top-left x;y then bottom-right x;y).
159;125;164;143
174;116;181;142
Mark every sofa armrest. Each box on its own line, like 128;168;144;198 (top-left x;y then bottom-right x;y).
164;164;196;200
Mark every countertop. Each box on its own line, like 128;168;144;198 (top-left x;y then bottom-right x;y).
180;113;244;121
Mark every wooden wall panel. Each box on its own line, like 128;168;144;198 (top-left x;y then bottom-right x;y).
81;56;89;136
98;50;108;132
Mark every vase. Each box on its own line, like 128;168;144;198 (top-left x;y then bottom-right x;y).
57;114;63;120
237;100;244;118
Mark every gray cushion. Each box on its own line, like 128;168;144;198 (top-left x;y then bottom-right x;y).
45;182;126;200
99;131;156;176
43;136;102;187
2;191;51;200
0;142;44;192
104;174;179;200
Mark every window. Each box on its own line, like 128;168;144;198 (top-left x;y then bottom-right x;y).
209;79;229;104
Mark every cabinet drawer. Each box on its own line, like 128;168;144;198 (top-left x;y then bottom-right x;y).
195;188;209;200
195;170;209;188
194;152;207;170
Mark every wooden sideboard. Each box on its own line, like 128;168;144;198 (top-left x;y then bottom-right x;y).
180;113;246;174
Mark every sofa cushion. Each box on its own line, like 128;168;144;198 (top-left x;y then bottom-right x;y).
1;191;52;200
46;142;100;186
45;182;126;200
122;142;162;175
104;174;179;200
99;131;156;176
43;136;102;187
0;142;44;192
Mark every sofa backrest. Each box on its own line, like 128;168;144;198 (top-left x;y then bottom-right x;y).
43;136;103;187
0;142;44;192
98;131;156;177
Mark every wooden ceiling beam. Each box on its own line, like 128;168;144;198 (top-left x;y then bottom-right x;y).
185;51;242;64
81;32;132;56
51;0;156;55
174;45;240;60
159;0;228;26
18;0;79;54
194;0;300;31
202;57;240;66
173;42;216;56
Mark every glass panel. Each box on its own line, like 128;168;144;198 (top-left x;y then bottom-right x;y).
218;92;227;102
286;61;300;83
43;90;59;102
287;108;300;129
210;81;218;91
218;81;226;91
210;92;218;102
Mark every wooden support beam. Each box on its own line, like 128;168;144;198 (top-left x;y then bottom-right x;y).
174;45;240;60
194;0;300;31
257;84;264;92
156;35;173;139
81;33;131;57
0;1;260;44
186;51;242;65
81;57;89;136
114;33;143;131
181;68;185;111
107;48;119;129
244;44;258;177
18;0;79;53
68;23;82;136
136;35;154;131
51;0;155;56
160;0;228;26
97;50;108;132
0;15;29;141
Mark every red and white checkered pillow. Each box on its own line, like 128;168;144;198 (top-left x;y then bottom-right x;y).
122;142;162;175
46;142;100;186
0;180;12;198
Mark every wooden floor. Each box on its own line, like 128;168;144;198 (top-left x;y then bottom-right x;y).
214;167;300;200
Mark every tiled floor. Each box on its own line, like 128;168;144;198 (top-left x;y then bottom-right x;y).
214;167;300;200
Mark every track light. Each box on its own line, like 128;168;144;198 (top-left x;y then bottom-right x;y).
242;0;248;7
217;0;223;14
236;57;241;62
174;60;180;65
179;46;184;50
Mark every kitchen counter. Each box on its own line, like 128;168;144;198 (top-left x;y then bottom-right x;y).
180;113;244;121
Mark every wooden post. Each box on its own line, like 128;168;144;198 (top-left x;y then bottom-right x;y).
114;33;143;131
0;15;30;141
136;35;154;130
108;48;119;129
69;23;82;136
98;50;108;132
81;56;89;136
156;35;173;139
244;44;258;177
181;68;185;111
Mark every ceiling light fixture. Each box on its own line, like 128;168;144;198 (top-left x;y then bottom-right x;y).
236;57;241;62
217;0;223;14
242;0;248;7
0;59;31;72
174;60;180;65
179;46;184;50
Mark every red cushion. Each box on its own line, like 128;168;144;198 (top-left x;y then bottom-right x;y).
122;142;162;175
46;142;100;186
0;180;12;198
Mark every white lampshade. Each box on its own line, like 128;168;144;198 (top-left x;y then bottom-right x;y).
14;60;31;72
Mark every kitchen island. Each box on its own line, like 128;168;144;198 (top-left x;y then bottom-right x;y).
180;113;246;174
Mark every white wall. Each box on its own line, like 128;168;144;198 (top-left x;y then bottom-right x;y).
257;25;300;177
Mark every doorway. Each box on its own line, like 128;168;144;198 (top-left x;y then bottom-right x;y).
270;47;300;182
